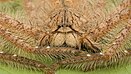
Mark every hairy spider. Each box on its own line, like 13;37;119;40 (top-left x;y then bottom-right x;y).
0;0;131;74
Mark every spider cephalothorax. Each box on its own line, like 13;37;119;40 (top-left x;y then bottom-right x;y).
0;0;131;74
39;8;101;53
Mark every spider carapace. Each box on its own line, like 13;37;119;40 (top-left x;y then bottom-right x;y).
39;7;100;53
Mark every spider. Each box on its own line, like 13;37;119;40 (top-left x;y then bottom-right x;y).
0;0;131;74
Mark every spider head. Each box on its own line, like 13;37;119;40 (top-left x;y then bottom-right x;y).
44;9;83;48
40;8;101;53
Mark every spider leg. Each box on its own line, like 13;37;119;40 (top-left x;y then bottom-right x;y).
103;25;131;56
51;49;131;71
51;25;131;71
81;34;102;53
0;13;45;41
89;0;130;41
38;32;51;47
0;52;55;74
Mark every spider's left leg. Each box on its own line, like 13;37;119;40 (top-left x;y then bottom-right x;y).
51;25;131;72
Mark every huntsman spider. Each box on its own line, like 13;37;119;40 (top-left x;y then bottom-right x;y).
0;0;131;74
